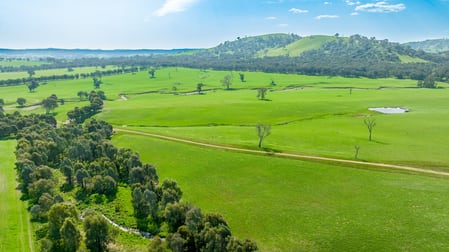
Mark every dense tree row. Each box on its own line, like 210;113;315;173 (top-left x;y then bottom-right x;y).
0;67;140;87
3;110;257;251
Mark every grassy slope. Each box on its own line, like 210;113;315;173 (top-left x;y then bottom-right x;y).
0;140;33;252
258;35;337;57
112;133;449;252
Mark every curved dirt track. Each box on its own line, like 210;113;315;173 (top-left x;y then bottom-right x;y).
115;128;449;178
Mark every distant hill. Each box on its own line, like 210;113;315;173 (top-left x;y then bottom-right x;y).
198;33;430;64
404;39;449;53
199;33;300;57
257;35;338;57
0;48;197;59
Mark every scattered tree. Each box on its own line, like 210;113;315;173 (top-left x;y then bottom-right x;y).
239;73;245;82
42;94;58;114
197;83;205;94
221;75;233;90
93;77;102;89
17;97;26;107
77;91;88;101
28;79;40;92
354;145;361;159
257;88;268;100
256;123;271;148
149;68;156;78
364;118;376;141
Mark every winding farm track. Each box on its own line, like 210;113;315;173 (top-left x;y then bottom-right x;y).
115;128;449;178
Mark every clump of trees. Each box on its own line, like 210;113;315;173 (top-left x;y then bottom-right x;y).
417;75;437;88
42;94;59;114
8;110;258;251
67;91;105;124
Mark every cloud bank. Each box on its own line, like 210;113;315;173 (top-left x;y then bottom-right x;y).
289;8;309;14
315;15;339;20
355;1;406;13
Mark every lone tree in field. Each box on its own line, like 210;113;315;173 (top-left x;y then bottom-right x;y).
149;68;156;78
16;97;26;107
239;73;245;82
93;77;102;89
256;123;271;148
221;74;233;90
364;118;376;141
197;83;204;94
354;145;361;159
27;79;39;92
257;88;268;100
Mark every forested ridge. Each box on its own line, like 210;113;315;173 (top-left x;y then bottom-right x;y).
2;33;449;83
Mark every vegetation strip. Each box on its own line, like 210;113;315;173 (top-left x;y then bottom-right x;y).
115;128;449;177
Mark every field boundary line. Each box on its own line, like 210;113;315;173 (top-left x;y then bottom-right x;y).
114;128;449;177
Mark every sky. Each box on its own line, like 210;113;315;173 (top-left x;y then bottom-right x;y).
1;0;449;49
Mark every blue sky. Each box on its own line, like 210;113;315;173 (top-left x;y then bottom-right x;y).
0;0;448;49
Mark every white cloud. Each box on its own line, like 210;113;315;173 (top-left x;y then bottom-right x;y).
355;1;406;13
266;16;277;20
289;8;309;14
154;0;198;17
315;15;339;19
324;1;332;5
278;23;289;27
345;0;361;6
350;12;359;16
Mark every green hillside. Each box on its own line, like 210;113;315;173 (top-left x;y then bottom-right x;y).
404;39;449;53
257;35;338;57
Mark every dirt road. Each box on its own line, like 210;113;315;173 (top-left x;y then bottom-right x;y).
115;128;449;178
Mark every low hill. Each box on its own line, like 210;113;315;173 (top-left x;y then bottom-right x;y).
199;33;300;57
257;35;338;57
199;33;430;64
404;39;449;53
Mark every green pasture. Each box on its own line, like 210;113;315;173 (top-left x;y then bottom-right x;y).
2;67;449;251
112;132;449;251
0;59;50;67
1;67;448;168
0;65;116;80
101;86;449;169
0;140;33;252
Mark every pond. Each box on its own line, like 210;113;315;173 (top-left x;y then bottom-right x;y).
368;107;409;114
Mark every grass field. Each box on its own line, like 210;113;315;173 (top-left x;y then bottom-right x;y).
0;140;34;252
3;67;449;251
0;59;50;67
112;132;449;251
0;65;117;80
